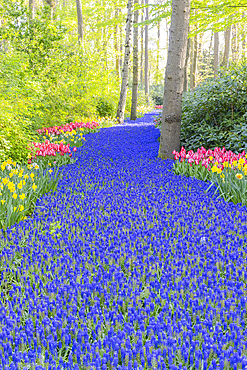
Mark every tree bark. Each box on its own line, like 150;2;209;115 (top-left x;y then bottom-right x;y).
222;26;231;67
231;24;238;62
184;33;190;92
155;20;160;84
76;0;83;45
140;0;144;87
114;8;120;80
116;0;132;124
145;0;149;102
29;0;36;21
214;31;219;78
158;0;191;160
131;0;139;120
242;13;246;58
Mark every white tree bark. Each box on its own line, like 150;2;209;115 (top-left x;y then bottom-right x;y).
144;0;149;102
223;26;231;67
130;0;139;120
158;0;191;160
116;0;133;124
29;0;36;21
76;0;83;45
214;32;220;78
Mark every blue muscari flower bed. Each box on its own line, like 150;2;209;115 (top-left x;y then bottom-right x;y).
1;125;247;370
125;111;160;124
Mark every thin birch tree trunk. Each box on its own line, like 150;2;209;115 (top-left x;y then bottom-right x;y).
114;8;120;80
214;31;219;78
158;0;191;160
192;32;198;88
222;26;231;67
76;0;83;45
116;0;133;124
156;20;160;85
232;24;238;62
131;0;139;120
242;13;246;58
140;0;144;87
29;0;36;21
145;0;149;102
184;30;190;92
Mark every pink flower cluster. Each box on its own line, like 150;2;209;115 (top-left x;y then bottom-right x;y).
28;140;77;163
172;146;247;170
155;105;163;110
36;121;99;136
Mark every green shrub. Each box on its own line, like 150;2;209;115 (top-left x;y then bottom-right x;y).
95;97;115;118
180;60;247;153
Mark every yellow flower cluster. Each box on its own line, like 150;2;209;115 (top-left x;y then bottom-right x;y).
211;157;247;181
0;158;38;220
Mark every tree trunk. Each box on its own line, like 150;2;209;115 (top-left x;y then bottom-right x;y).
156;20;160;84
158;0;191;160
76;0;83;45
44;0;56;20
114;8;120;80
120;16;123;73
242;13;246;58
131;0;139;120
190;32;197;90
214;31;219;78
116;0;132;124
222;26;231;67
140;0;144;87
183;33;190;92
29;0;36;21
145;0;149;102
232;24;238;62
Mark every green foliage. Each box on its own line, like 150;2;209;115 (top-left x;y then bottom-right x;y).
95;97;115;118
181;61;247;153
150;84;163;105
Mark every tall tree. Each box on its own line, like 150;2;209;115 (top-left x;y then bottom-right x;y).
222;26;231;67
155;19;160;85
29;0;36;21
76;0;83;45
158;0;191;160
140;0;144;87
131;0;139;120
116;0;132;124
183;33;191;92
214;31;219;78
231;24;238;62
145;0;149;102
190;32;197;90
114;7;120;80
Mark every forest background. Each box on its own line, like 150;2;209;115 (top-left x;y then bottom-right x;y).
0;0;247;163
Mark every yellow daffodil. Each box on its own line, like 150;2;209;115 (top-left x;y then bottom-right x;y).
238;157;245;165
12;161;16;167
12;193;18;199
20;193;26;200
18;172;23;178
236;173;243;180
1;199;5;204
48;163;51;166
223;161;229;168
24;174;29;179
17;181;23;190
216;168;222;174
30;172;35;180
220;173;225;178
9;172;14;178
13;206;17;212
32;183;37;191
6;159;12;165
19;205;24;212
23;180;26;186
211;166;218;173
232;160;237;166
1;163;6;171
49;169;53;173
209;156;213;161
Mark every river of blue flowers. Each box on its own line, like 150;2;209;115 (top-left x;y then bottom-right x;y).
1;124;247;370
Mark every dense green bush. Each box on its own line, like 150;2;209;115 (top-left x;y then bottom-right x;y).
180;61;247;153
95;97;115;118
150;84;164;106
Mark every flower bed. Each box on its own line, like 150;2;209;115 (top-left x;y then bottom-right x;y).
0;126;247;369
